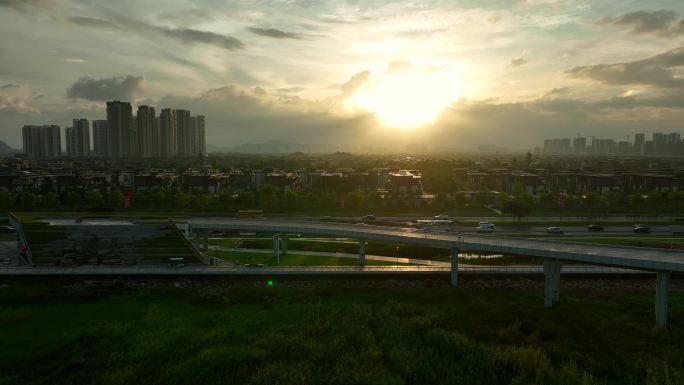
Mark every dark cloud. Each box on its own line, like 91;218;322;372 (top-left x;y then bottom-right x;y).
66;75;145;101
340;71;370;97
0;0;52;12
157;85;377;147
163;28;245;50
565;46;684;88
0;84;20;90
600;10;684;36
510;57;527;68
247;27;304;40
68;15;245;51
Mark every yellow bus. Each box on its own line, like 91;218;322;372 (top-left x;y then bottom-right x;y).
237;210;264;218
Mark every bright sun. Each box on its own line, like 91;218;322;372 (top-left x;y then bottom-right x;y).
344;63;469;128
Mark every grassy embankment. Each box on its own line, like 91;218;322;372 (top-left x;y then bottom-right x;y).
212;250;411;266
211;237;544;266
0;281;683;385
18;219;200;264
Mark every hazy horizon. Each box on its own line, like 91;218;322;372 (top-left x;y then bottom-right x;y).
2;0;684;151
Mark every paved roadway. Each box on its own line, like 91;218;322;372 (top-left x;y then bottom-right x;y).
186;218;684;273
0;265;647;276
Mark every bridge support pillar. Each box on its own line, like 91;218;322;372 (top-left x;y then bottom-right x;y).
282;235;288;255
543;259;560;307
359;239;366;266
450;248;459;288
656;271;671;327
273;235;280;258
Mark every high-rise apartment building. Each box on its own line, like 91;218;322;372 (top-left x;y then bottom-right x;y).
137;105;158;158
159;108;177;158
196;115;206;156
634;133;645;155
21;125;61;158
175;109;192;157
92;120;109;157
65;126;76;157
572;137;586;155
72;118;90;157
106;100;133;159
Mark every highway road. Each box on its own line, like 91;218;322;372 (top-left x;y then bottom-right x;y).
185;218;684;272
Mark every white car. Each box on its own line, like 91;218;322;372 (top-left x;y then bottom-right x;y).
476;226;493;233
478;222;495;229
434;214;449;220
546;227;563;234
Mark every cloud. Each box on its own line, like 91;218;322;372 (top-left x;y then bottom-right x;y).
565;46;684;88
163;28;245;50
68;15;245;51
67;16;118;30
0;95;39;115
340;71;370;97
157;8;213;23
511;57;527;67
386;61;413;73
0;84;20;90
157;85;377;146
66;75;145;101
600;10;683;36
510;51;529;68
0;0;52;12
247;27;304;39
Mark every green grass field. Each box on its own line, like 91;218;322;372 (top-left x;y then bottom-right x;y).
212;250;410;266
0;281;683;385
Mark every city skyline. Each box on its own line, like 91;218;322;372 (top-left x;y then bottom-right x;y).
21;100;206;159
1;1;683;151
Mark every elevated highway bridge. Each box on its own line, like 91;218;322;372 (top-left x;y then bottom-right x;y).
183;218;684;326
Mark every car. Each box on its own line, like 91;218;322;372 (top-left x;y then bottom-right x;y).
434;214;449;220
633;226;651;234
546;227;563;234
478;222;495;229
361;214;376;221
587;225;604;232
0;226;15;233
476;226;493;233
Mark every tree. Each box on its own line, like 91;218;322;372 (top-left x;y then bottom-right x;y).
0;192;15;212
18;192;36;211
502;196;534;221
42;192;60;209
453;192;466;208
83;190;103;207
345;190;365;211
108;190;125;209
63;190;82;207
173;192;191;209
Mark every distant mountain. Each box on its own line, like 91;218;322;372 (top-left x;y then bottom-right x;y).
209;141;310;154
0;140;18;155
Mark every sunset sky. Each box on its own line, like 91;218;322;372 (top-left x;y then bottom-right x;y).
1;0;684;151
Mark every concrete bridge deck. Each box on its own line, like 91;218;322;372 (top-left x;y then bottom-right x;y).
184;218;684;326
